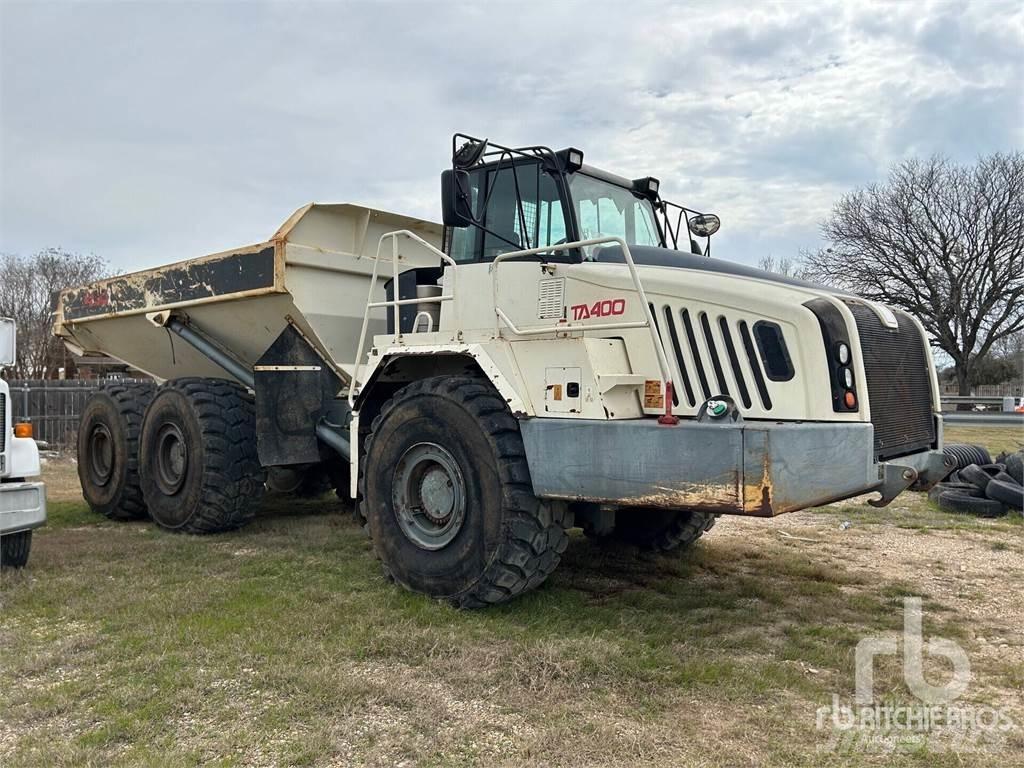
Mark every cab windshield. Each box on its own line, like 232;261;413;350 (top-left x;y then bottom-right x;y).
569;174;662;259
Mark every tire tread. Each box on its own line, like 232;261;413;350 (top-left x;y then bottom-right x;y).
144;377;263;534
79;381;156;520
0;530;32;568
359;376;568;608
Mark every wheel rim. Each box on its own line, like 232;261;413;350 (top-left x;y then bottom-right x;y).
88;424;114;486
154;421;188;495
392;442;466;550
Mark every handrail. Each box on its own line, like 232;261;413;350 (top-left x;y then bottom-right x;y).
489;236;675;391
348;230;456;406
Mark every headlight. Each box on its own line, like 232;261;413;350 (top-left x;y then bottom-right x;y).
836;342;850;365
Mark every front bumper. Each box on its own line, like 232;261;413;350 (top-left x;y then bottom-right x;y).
519;418;950;516
0;481;47;534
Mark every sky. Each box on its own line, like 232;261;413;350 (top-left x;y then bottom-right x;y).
1;0;1022;272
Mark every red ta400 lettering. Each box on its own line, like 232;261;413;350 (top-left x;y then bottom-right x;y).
570;298;626;321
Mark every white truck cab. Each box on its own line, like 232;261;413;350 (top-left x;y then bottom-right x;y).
0;318;46;569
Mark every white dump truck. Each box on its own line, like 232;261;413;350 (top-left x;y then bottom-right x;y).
54;135;953;606
0;318;46;569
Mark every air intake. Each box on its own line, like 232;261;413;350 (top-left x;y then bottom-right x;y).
648;303;778;413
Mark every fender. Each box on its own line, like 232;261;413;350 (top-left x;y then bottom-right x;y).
349;342;530;498
354;342;528;415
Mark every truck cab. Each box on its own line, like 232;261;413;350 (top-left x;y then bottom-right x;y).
361;134;956;514
0;318;46;569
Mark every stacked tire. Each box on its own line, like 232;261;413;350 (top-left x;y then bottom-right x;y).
928;449;1024;517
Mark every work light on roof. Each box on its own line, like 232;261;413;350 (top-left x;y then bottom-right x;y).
633;176;660;198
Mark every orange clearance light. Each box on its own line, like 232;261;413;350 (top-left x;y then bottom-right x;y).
14;423;33;439
844;391;856;409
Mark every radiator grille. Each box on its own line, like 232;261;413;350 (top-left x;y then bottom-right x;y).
649;304;775;412
0;392;6;453
845;302;935;460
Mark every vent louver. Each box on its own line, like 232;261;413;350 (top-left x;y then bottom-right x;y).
647;303;778;414
537;278;565;320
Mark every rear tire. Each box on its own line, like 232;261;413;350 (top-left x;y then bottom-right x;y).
602;508;716;552
0;531;32;568
77;381;156;520
360;376;568;608
140;378;264;533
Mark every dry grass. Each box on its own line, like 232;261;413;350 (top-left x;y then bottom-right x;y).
0;425;1021;766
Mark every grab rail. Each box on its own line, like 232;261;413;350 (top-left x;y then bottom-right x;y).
350;232;679;421
489;236;675;396
348;230;456;406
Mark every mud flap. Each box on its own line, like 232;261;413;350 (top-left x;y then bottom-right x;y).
254;325;342;466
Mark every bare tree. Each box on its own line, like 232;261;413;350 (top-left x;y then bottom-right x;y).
803;153;1024;395
0;249;108;378
757;254;809;280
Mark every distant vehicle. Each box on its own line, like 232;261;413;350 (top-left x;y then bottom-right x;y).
0;318;47;568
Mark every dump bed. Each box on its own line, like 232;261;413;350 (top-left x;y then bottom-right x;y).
54;204;443;383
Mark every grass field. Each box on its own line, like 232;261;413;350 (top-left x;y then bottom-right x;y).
1;425;1022;766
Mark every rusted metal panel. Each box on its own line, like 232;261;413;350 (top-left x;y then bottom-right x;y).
520;418;880;516
61;245;279;322
740;422;876;516
520;419;744;512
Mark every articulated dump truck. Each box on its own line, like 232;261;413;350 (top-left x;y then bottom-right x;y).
55;135;954;607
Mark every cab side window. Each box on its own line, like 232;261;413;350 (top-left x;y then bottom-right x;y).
447;173;481;263
481;163;567;261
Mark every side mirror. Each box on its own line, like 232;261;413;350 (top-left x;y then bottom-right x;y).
688;213;721;238
441;169;474;228
0;318;15;367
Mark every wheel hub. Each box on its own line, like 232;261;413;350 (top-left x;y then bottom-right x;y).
88;424;114;486
155;421;188;495
392;442;466;550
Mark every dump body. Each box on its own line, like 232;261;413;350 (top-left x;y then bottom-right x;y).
54;204;443;384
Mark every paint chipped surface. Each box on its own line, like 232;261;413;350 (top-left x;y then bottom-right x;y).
61;246;277;321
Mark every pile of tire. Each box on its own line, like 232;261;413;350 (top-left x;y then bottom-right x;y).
929;445;1024;517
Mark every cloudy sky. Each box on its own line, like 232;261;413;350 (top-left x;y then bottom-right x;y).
1;0;1021;271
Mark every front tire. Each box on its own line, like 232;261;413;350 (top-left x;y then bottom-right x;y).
1;531;32;568
361;376;568;608
139;378;264;533
77;381;156;520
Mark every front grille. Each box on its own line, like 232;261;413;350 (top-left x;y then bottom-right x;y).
845;302;935;460
649;303;776;413
0;392;6;453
